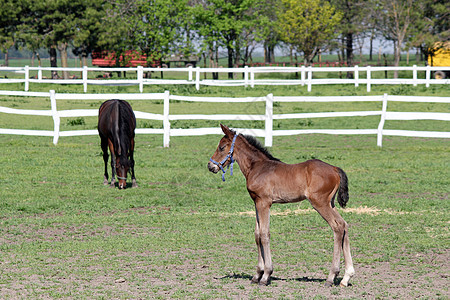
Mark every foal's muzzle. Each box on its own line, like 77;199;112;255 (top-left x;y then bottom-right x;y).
208;161;219;173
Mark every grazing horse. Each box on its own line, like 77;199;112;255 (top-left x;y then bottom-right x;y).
98;99;137;189
208;124;354;287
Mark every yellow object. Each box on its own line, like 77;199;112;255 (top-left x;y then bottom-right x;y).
427;42;450;79
428;41;450;67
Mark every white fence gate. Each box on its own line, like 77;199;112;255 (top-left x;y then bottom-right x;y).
0;90;448;147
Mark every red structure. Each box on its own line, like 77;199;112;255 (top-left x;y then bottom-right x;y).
91;50;160;67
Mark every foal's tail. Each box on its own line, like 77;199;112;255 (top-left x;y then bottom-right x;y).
336;168;349;208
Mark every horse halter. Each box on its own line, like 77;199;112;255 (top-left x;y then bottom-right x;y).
210;134;239;182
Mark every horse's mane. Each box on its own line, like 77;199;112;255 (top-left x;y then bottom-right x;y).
243;135;280;161
228;128;280;161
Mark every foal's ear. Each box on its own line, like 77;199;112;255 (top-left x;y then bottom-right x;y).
220;124;233;137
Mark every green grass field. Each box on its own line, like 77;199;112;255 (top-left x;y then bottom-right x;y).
0;82;449;298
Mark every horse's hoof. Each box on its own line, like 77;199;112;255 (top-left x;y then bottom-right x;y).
324;280;333;287
340;282;348;287
132;183;138;188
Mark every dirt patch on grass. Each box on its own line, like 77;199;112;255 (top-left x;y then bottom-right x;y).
239;205;430;217
2;247;446;299
1;207;447;299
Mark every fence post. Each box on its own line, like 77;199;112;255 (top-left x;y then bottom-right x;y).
413;65;417;86
355;65;359;87
366;66;371;92
244;66;249;87
195;67;200;90
24;66;29;92
301;65;306;86
265;93;273;147
38;66;43;80
83;66;88;93
188;66;193;81
137;66;144;93
163;90;171;147
250;68;255;88
426;65;430;88
377;93;388;147
307;66;312;92
50;90;60;145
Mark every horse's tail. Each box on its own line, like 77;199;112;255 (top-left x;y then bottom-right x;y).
113;100;122;156
337;167;349;208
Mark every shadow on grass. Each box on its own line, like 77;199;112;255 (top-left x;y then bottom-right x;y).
217;272;331;284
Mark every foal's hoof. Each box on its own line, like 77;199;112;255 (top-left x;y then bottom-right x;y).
259;278;270;286
251;277;260;284
324;280;333;287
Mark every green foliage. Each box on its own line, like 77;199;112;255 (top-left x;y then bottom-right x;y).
66;117;86;126
133;0;192;60
277;0;342;64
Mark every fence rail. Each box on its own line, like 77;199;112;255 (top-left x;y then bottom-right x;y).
0;90;448;147
0;65;449;92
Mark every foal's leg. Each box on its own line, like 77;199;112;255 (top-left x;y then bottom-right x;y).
340;218;355;287
252;200;273;286
251;215;264;284
311;202;348;286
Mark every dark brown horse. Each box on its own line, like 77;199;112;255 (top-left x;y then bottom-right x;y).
208;124;354;287
98;99;137;189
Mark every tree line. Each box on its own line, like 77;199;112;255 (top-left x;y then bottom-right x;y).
0;0;447;79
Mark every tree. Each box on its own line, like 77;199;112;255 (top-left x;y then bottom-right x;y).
195;0;261;78
123;0;193;65
252;0;281;64
331;0;369;77
72;1;109;67
0;0;22;66
408;0;449;64
19;0;101;78
377;0;423;77
277;0;342;65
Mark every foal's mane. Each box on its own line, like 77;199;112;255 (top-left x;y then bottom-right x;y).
228;129;280;161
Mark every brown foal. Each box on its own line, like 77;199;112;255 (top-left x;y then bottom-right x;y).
208;124;355;287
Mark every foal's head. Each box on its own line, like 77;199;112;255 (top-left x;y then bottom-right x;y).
115;155;130;189
208;124;238;175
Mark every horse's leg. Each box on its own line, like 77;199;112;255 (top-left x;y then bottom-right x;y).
101;137;109;185
310;201;346;287
251;215;264;284
130;137;137;188
253;200;273;286
339;216;355;287
108;140;116;188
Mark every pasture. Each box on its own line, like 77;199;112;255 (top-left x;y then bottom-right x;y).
0;83;449;299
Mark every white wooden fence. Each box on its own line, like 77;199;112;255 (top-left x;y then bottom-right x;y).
0;65;449;92
0;90;448;147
